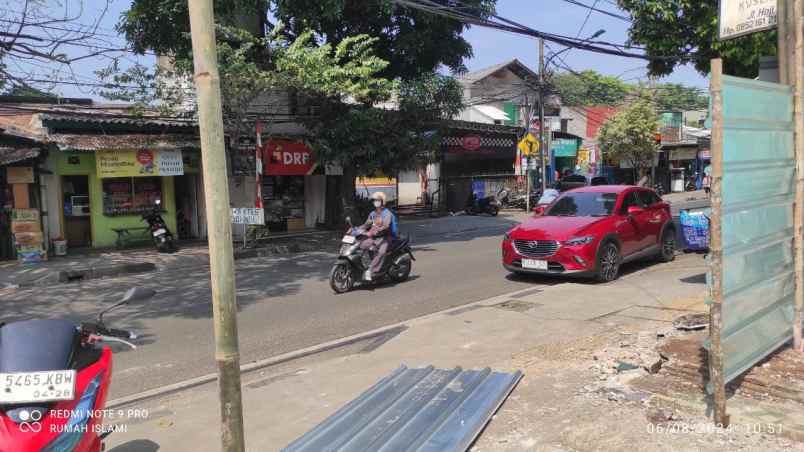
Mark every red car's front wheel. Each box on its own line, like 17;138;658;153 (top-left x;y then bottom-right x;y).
596;242;620;283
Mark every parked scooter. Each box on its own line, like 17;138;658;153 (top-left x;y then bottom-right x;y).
465;192;501;216
329;217;415;293
142;199;177;253
0;287;154;452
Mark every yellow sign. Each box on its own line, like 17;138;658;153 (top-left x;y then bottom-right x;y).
517;133;540;156
96;150;184;178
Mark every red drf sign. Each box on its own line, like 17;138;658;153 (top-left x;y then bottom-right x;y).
262;139;317;176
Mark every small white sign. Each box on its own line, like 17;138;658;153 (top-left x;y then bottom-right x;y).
231;208;264;225
156;150;185;176
719;0;776;40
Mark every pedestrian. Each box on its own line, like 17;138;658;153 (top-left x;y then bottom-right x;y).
360;192;395;281
703;164;712;196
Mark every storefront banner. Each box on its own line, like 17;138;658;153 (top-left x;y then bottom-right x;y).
6;167;34;184
231;207;265;225
263;140;316;176
11;208;39;223
96;150;185;178
552;138;579;157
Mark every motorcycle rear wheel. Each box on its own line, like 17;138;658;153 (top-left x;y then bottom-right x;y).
489;205;499;216
389;258;412;282
330;262;355;294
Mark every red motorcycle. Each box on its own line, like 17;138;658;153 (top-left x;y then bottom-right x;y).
0;287;154;451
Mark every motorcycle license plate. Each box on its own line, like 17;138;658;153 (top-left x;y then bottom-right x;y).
153;228;167;236
0;370;76;404
522;259;548;270
342;235;356;244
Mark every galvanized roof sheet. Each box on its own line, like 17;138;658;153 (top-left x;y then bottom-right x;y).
283;365;522;452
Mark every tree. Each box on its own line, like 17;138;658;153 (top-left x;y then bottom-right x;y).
306;73;464;217
654;83;708;111
550;70;632;106
100;24;395;144
0;1;131;92
598;97;659;182
618;0;776;78
118;0;498;81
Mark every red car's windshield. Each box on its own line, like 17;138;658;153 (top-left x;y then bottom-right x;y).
545;192;618;217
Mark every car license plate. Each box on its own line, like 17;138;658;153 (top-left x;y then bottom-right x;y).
342;235;356;244
522;259;548;270
0;370;76;404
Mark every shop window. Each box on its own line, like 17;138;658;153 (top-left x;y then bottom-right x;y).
102;177;163;216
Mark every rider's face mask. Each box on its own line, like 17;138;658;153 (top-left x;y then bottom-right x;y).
373;200;383;208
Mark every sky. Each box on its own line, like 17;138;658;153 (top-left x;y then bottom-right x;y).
21;0;708;100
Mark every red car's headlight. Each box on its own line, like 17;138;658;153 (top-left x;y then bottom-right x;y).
563;235;595;246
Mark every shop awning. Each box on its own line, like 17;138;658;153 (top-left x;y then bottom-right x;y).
0;147;40;165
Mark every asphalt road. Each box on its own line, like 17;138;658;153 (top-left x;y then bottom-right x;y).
4;197;709;399
3;213;547;399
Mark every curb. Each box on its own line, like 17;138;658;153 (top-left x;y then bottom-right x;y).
107;324;408;409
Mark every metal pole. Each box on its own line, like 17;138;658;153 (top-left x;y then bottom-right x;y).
793;0;804;353
539;37;547;193
709;58;729;428
186;0;246;450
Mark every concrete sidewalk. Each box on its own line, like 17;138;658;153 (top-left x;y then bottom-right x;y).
101;254;799;452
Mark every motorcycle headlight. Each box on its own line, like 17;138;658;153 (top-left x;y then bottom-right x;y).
42;372;103;452
564;236;595;246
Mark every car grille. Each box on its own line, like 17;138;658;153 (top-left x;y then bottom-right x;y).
513;239;559;258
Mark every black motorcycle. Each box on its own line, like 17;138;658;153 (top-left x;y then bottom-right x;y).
142;199;178;253
465;192;500;216
329;218;415;293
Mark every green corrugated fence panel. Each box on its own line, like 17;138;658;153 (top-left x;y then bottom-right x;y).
715;75;796;387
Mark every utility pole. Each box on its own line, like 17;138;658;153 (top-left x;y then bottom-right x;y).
792;0;804;353
186;0;246;450
538;37;547;194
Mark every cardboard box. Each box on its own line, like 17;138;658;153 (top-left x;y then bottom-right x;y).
11;221;40;233
14;232;44;247
286;218;306;232
11;208;39;223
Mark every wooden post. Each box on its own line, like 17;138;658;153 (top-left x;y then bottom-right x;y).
709;58;729;427
793;0;804;353
186;0;246;450
780;0;791;84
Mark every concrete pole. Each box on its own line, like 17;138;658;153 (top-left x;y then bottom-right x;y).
709;58;729;428
793;0;804;353
539;38;547;194
186;0;246;450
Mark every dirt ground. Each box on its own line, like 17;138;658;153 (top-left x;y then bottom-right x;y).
472;299;804;452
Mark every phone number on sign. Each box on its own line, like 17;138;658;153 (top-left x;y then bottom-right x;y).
647;422;783;435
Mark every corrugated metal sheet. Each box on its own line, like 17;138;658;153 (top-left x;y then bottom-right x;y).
283;365;522;452
49;133;199;151
710;75;796;387
0;148;40;165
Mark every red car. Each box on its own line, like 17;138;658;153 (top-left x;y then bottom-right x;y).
502;186;676;282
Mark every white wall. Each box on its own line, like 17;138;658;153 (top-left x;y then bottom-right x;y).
41;156;62;243
397;170;421;205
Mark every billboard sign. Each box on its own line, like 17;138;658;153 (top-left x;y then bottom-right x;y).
719;0;777;41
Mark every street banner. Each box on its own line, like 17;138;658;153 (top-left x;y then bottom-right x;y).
231;207;265;225
719;0;776;40
96;149;185;178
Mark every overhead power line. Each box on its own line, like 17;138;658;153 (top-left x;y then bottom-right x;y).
557;0;632;22
392;0;694;62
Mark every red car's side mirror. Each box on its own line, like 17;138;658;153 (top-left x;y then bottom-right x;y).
627;206;644;216
533;206;546;215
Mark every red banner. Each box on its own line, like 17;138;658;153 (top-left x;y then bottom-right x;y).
262;139;316;176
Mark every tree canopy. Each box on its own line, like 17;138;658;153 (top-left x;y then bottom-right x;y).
551;70;631;106
617;0;776;78
118;0;497;81
598;97;660;178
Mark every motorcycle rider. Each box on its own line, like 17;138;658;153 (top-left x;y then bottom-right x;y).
360;192;395;281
